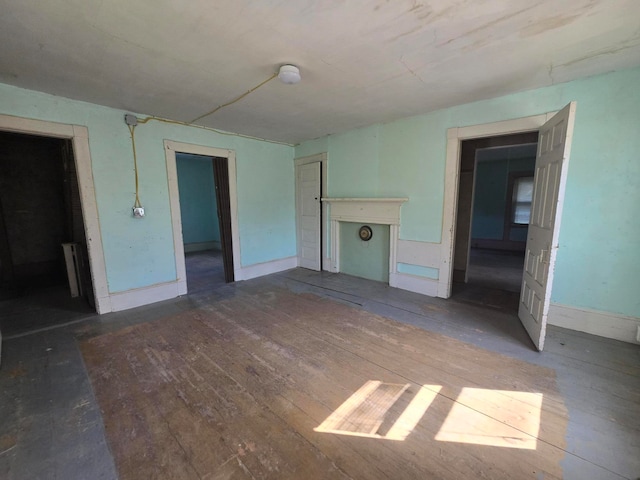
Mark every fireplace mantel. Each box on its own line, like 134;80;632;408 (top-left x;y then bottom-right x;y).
321;197;408;225
321;197;408;280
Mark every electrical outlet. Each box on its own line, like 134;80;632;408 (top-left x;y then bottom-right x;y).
133;207;145;218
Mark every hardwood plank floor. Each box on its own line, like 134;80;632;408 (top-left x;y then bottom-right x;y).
79;287;612;479
1;267;638;479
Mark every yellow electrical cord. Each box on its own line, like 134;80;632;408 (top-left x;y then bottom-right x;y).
189;72;278;124
127;71;288;212
128;124;142;208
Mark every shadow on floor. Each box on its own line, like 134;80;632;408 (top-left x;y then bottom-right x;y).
0;284;94;338
451;248;524;312
0;249;227;338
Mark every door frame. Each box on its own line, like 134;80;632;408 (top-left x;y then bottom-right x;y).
440;112;557;298
165;140;241;292
294;153;328;270
0;114;109;312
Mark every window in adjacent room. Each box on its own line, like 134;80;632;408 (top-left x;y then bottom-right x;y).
511;176;534;224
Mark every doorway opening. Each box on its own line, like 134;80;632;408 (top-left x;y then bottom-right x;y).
443;103;576;350
452;132;538;312
0;130;95;336
174;153;234;293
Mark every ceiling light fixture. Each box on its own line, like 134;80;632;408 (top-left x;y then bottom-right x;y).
278;64;301;84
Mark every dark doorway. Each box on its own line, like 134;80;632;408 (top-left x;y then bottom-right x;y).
175;153;234;294
452;132;538;311
0;131;95;336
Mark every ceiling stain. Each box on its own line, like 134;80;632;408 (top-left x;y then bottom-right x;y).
556;37;640;68
386;1;462;44
399;57;428;85
439;4;538;47
389;24;425;43
519;0;599;38
520;13;583;37
408;0;434;22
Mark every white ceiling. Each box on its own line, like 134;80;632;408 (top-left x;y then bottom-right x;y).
1;0;639;144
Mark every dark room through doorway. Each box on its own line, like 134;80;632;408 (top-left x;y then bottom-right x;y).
0;130;95;337
452;132;539;311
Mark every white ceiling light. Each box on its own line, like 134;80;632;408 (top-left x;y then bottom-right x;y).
278;64;301;84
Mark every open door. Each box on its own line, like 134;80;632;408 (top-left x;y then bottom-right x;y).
519;102;577;351
297;162;321;271
212;157;234;283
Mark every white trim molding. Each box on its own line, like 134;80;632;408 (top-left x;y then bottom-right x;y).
322;197;408;286
323;197;408;224
548;303;640;344
240;256;298;281
109;281;184;312
0;114;110;313
389;272;439;297
165;140;242;288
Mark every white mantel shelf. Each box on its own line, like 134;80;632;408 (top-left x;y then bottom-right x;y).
321;198;409;202
321;197;408;225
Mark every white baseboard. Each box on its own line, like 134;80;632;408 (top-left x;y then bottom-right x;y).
389;272;439;297
240;256;298;281
184;241;221;253
548;303;640;344
95;294;112;314
108;280;184;312
102;257;297;313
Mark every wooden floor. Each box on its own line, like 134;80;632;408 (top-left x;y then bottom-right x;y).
1;263;639;479
466;248;525;293
82;288;571;479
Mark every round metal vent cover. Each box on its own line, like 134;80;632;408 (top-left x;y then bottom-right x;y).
358;225;373;241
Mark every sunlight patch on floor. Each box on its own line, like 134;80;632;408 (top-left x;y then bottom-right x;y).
314;381;441;441
435;388;543;449
315;382;543;448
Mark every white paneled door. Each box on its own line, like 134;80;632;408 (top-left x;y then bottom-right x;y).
297;162;321;271
519;102;577;351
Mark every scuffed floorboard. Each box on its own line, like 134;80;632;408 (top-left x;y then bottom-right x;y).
81;288;576;480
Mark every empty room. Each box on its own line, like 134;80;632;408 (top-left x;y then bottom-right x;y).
0;1;638;479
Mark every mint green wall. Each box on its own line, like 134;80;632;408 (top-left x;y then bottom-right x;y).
295;136;328;159
339;223;390;283
175;154;220;247
472;157;535;240
236;140;296;265
0;83;295;293
296;67;640;318
473;159;510;240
